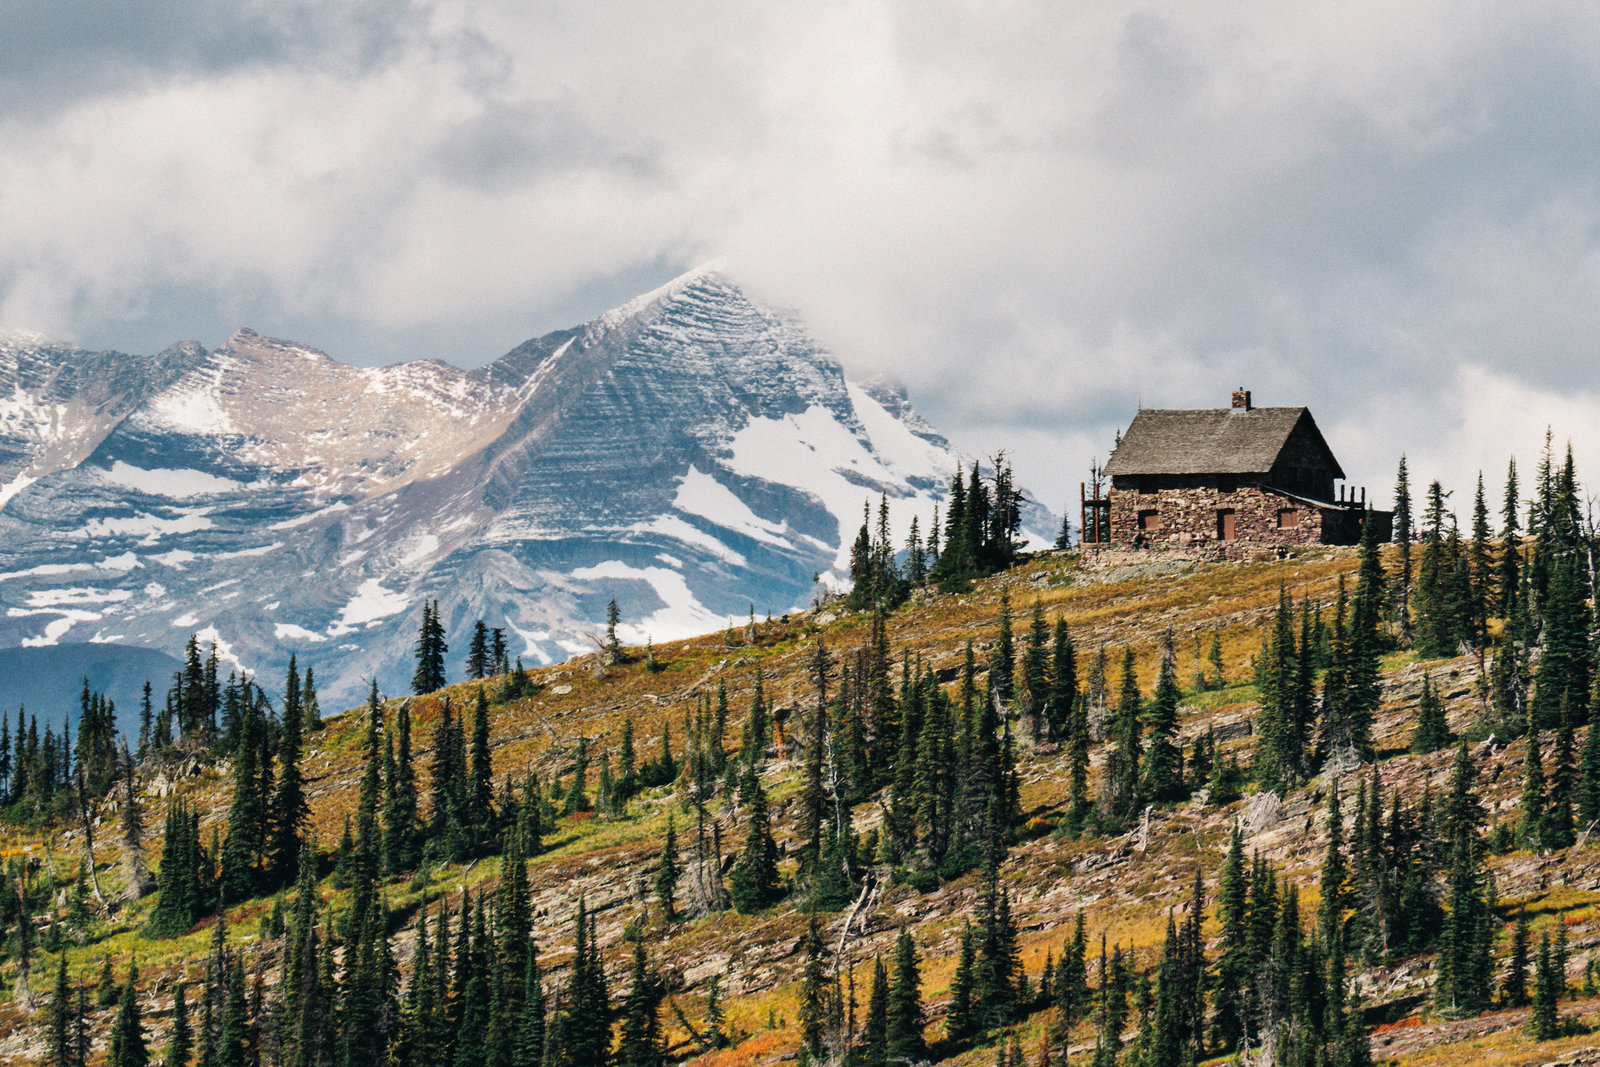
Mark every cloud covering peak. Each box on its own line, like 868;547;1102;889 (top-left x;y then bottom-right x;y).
4;0;1600;513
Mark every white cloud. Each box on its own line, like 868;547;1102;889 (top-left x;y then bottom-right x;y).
2;1;1600;512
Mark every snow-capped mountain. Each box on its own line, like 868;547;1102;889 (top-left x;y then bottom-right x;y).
0;269;1051;710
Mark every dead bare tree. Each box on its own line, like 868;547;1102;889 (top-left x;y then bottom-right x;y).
73;769;109;912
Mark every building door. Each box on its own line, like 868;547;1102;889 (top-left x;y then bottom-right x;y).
1216;509;1236;540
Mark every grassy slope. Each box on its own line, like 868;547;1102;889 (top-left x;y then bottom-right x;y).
3;544;1598;1066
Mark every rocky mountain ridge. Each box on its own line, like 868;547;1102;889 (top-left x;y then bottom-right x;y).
0;269;1048;712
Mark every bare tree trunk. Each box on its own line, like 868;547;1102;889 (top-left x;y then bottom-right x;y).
74;774;110;911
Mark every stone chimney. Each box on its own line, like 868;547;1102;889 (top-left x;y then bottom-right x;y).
1231;387;1252;412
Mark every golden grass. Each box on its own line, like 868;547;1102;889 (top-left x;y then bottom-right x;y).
12;542;1580;1065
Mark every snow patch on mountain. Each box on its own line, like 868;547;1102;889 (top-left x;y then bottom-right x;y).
81;509;215;541
569;560;726;642
102;461;243;497
332;579;410;634
673;467;793;550
0;472;38;511
626;514;748;567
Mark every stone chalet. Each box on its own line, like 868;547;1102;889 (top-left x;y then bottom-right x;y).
1099;389;1392;552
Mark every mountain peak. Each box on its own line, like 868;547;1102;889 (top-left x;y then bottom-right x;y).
594;262;731;330
0;273;1047;706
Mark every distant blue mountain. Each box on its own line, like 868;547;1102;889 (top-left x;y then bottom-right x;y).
0;643;184;740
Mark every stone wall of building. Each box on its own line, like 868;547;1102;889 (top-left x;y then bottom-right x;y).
1109;484;1327;549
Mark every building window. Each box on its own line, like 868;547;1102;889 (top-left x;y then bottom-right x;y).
1216;476;1237;494
1277;509;1299;529
1216;509;1236;540
1138;510;1160;531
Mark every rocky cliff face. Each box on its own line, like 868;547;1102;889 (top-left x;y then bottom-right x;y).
0;269;1048;710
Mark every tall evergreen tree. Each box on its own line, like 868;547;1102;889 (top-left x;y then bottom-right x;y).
797;638;832;875
467;620;491;680
165;981;191;1067
1100;648;1143;823
1527;932;1560;1039
617;942;664;1067
1257;588;1306;787
269;657;309;888
797;917;827;1065
219;697;264;903
729;771;780;911
1498;457;1523;616
1437;742;1493;1016
886;925;927;1063
1502;915;1530;1008
384;698;422;873
109;959;148;1067
859;957;889;1067
468;686;495;851
1394;455;1414;636
655;816;679;923
1140;630;1184;802
1411;675;1452;754
412;601;448;694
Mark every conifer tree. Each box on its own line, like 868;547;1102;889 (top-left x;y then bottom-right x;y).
1049;617;1077;740
886;924;927;1063
797;638;832;875
1469;472;1494;636
1579;678;1600;829
1547;703;1577;850
1319;785;1348;950
1394;455;1414;635
1257;588;1305;788
655;816;679;923
972;859;1019;1035
992;592;1016;707
1411;675;1451;753
218;957;248;1067
412;601;448;694
1101;648;1143;823
618;942;664;1067
512;946;546;1067
797;917;827;1065
1498;458;1522;616
946;923;977;1044
605;600;623;664
739;671;769;771
468;686;495;849
1437;742;1493;1016
47;953;72;1067
303;667;322;730
1503;915;1530;1007
1141;915;1186;1067
109;958;148;1067
269;657;308;888
729;764;777;915
384;699;421;873
165;981;191;1067
1022;601;1050;737
859;957;889;1067
220;700;264;903
1212;825;1250;1051
467;620;491;680
1139;630;1184;802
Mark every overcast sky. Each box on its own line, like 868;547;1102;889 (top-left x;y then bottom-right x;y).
4;1;1600;519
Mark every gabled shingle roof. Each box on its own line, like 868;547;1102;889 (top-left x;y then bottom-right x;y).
1104;407;1344;478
